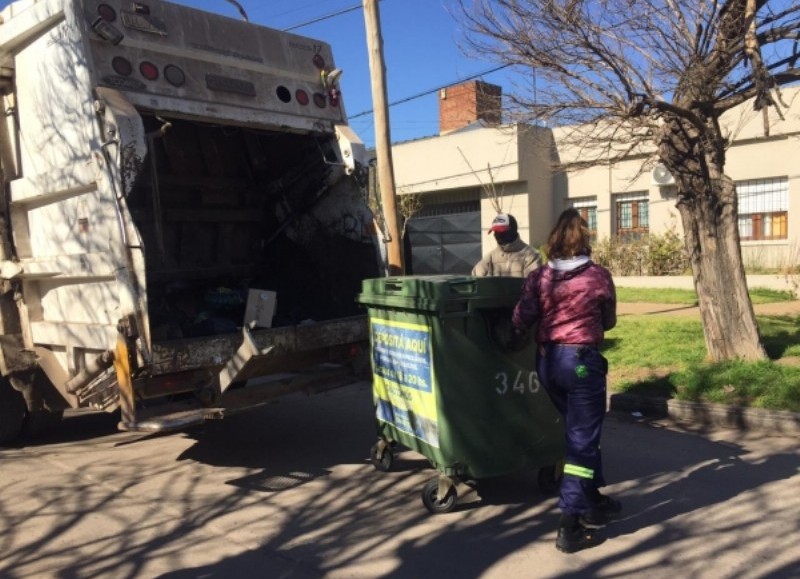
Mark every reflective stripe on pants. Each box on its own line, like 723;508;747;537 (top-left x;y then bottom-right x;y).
537;343;608;515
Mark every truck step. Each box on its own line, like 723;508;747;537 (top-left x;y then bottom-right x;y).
119;407;224;433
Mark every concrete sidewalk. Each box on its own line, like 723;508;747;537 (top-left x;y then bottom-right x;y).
618;299;800;316
615;274;800;297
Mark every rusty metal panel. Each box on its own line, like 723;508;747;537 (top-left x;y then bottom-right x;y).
150;315;368;375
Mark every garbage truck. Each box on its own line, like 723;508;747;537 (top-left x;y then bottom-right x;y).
0;0;385;443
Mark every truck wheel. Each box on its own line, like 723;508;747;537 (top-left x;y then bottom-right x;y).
0;379;27;444
22;410;64;438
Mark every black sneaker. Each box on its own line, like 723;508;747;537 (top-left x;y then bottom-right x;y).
556;523;606;553
580;494;623;528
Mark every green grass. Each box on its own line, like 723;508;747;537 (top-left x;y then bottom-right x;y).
604;313;800;412
616;286;795;305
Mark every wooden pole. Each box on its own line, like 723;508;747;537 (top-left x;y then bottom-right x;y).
363;0;404;275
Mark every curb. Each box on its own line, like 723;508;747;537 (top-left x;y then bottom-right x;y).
608;393;800;437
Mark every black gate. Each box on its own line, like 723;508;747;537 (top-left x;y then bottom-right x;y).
405;212;482;275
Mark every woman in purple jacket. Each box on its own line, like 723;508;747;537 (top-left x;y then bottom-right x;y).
512;208;620;554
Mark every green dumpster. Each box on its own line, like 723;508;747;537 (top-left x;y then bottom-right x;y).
356;275;565;513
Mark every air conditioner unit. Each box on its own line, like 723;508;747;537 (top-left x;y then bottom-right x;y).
651;164;675;186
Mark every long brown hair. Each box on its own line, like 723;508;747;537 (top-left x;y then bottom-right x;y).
546;208;591;259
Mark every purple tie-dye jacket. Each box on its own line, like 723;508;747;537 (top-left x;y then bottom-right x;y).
512;258;617;345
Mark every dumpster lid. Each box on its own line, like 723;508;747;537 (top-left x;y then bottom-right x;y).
356;275;524;312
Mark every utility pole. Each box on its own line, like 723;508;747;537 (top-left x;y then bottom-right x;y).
362;0;404;275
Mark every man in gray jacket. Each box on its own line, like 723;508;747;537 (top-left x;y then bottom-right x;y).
472;213;542;277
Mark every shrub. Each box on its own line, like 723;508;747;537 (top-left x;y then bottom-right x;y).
593;231;689;276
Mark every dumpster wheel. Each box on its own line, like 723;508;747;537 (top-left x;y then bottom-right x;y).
421;477;458;514
369;440;394;472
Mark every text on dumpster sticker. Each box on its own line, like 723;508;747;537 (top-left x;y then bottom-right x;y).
372;321;432;392
370;318;439;448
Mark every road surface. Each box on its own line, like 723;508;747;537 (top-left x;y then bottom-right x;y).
1;383;798;578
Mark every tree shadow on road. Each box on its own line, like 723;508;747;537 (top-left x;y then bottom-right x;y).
2;386;798;579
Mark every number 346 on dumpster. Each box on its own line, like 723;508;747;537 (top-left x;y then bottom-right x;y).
494;371;540;395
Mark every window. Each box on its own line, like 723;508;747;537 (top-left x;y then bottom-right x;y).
569;197;597;239
614;191;649;240
737;177;788;241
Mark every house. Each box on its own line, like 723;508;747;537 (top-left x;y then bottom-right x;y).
392;80;800;274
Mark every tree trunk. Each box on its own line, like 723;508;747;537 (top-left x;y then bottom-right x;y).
676;175;767;362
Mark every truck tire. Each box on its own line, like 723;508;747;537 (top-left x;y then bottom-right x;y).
22;410;64;438
0;379;27;444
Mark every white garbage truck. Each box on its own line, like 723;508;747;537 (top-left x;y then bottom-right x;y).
0;0;385;443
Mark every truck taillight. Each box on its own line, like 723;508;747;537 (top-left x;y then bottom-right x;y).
295;89;309;106
164;65;185;87
97;3;117;22
139;61;159;81
112;56;132;76
313;93;326;108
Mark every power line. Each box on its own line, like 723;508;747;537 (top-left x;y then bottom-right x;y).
276;3;512;120
283;1;384;32
349;64;513;119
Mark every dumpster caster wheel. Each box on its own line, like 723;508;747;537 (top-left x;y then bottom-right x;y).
369;442;394;472
421;478;457;514
537;462;564;494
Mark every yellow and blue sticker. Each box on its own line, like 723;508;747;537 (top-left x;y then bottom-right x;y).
370;318;439;448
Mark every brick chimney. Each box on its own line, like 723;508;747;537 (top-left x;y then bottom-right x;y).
439;80;502;134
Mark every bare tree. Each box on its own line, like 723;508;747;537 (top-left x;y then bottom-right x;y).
397;188;423;238
457;0;800;361
457;147;505;213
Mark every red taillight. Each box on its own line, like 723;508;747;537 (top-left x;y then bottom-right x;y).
295;89;309;106
329;88;340;108
313;54;325;69
313;92;327;108
139;61;159;81
97;3;117;22
164;64;185;87
112;56;132;76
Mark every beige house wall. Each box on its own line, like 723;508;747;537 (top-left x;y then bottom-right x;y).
393;124;522;195
393;123;554;255
554;87;800;268
729;134;800;269
392;87;800;269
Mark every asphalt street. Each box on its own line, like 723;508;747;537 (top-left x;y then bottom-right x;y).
1;382;799;578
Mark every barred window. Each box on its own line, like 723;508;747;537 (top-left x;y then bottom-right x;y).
737;177;788;241
614;191;649;240
568;197;597;238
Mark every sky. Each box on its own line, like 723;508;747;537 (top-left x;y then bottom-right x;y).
0;0;515;148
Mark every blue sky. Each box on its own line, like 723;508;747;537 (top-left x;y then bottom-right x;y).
0;0;513;148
